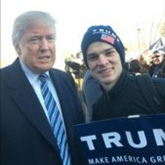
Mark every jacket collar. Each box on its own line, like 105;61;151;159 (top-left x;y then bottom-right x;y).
101;70;128;99
7;58;60;152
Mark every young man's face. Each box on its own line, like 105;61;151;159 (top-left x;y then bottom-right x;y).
86;42;122;90
17;24;56;74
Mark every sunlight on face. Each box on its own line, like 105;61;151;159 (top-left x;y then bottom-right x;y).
86;42;122;91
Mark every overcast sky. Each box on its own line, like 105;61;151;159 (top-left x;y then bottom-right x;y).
1;0;165;69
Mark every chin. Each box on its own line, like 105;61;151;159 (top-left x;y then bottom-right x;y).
101;77;114;84
41;63;53;69
35;66;52;74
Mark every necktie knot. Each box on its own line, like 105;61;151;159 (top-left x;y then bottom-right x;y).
39;73;48;83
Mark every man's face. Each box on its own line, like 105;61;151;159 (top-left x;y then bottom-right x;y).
86;42;122;90
151;53;164;65
17;24;56;74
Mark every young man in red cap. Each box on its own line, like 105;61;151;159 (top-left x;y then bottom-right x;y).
81;25;165;121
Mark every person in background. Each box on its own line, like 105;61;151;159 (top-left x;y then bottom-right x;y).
81;25;165;121
1;11;85;165
82;69;102;120
128;59;143;75
149;50;165;78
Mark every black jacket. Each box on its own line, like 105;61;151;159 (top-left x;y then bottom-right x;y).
1;58;85;165
92;70;165;121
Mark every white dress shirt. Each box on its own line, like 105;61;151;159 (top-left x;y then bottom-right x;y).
19;60;63;124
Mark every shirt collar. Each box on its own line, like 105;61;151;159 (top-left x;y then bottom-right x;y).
19;59;50;80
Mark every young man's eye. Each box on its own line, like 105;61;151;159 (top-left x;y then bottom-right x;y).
105;51;114;56
87;54;99;61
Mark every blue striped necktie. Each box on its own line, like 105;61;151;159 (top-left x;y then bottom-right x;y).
39;73;71;165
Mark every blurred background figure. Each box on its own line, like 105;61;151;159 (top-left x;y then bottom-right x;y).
82;70;102;121
149;50;165;78
128;59;143;75
65;51;86;89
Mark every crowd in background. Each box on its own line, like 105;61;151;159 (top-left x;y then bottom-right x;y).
65;48;165;87
128;49;165;77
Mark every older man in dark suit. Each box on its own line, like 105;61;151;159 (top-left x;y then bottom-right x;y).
1;11;85;165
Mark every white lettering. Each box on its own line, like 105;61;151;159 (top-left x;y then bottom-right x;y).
92;28;112;35
142;157;148;163
80;135;97;150
88;157;109;164
88;159;95;164
150;156;165;163
153;129;165;146
102;132;123;148
126;131;147;148
150;156;157;163
111;156;148;163
79;128;165;151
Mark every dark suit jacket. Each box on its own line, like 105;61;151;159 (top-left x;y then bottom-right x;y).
1;58;85;165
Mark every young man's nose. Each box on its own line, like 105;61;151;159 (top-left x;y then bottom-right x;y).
98;54;108;65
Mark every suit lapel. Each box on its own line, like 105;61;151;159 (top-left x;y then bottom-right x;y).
8;59;59;151
49;70;74;130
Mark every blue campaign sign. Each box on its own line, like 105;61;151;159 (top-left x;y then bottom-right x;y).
74;114;165;165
